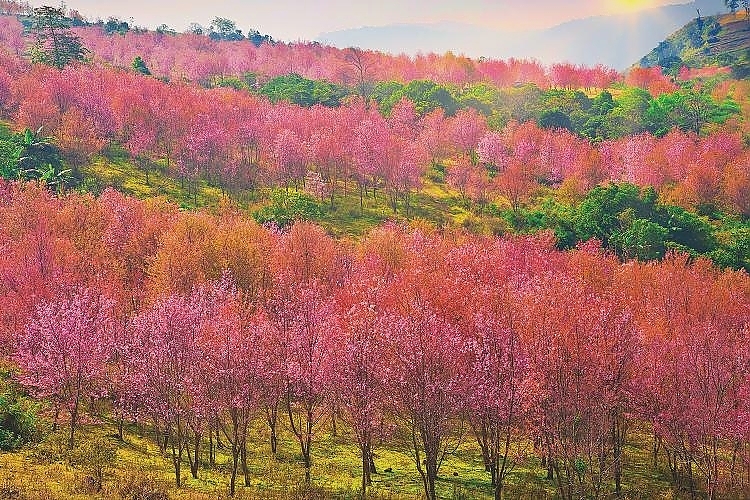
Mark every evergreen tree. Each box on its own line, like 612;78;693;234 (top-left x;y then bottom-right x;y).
131;56;151;76
29;6;87;69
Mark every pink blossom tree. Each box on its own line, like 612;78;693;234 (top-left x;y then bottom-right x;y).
17;288;116;449
379;301;467;500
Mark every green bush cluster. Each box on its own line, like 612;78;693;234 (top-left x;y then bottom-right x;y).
253;189;325;228
494;182;750;269
0;367;38;451
259;74;349;107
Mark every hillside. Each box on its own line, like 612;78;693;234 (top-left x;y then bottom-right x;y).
0;3;749;500
318;0;722;70
640;11;750;76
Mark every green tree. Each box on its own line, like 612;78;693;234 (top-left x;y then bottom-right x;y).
574;183;647;247
612;212;669;261
253;189;324;228
29;6;87;69
456;83;499;116
131;56;151;76
248;29;273;47
103;17;129;35
259;74;348;107
539;109;572;131
376;79;459;116
0;128;70;191
604;87;650;138
209;17;244;41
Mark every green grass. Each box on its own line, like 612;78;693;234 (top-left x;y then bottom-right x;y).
81;147;228;210
79;148;483;239
0;413;684;500
311;181;475;239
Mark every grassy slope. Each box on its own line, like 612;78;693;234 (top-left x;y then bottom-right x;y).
81;149;477;239
0;417;679;499
81;147;227;210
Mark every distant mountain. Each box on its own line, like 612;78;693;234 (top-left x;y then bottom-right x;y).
640;11;750;77
317;0;723;70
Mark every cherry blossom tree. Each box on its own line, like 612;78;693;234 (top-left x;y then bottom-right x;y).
127;289;210;486
17;288;116;449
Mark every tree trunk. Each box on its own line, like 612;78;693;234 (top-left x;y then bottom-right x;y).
612;416;624;497
209;430;215;467
188;431;200;479
303;449;311;484
241;433;251;487
68;398;79;450
118;413;124;442
229;447;239;497
360;441;373;494
266;404;278;455
170;430;183;487
228;415;240;496
494;478;504;500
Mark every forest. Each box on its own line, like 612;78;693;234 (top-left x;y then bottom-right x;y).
0;2;748;500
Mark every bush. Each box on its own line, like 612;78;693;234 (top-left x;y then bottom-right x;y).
69;436;118;491
29;432;69;464
117;469;169;500
253;189;324;228
426;162;446;183
0;374;38;451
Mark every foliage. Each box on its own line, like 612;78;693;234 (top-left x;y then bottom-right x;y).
646;89;738;136
538;108;572;131
573;184;720;260
500;183;749;269
103;17;130;35
253;189;325;228
0;127;69;191
0;186;747;499
260;74;349;107
247;29;274;47
1;8;750;500
131;56;151;76
28;6;87;69
16;289;116;450
374;79;459;116
0;367;38;451
209;17;244;41
69;436;118;491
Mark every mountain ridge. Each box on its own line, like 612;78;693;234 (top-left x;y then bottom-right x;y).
640;10;750;76
317;0;723;69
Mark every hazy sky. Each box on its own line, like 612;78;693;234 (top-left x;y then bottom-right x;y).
33;0;689;41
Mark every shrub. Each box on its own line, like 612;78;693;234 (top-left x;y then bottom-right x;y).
117;469;169;500
29;432;69;464
69;436;118;491
253;189;324;228
0;374;38;451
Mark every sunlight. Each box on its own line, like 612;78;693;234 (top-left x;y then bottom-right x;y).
609;0;655;13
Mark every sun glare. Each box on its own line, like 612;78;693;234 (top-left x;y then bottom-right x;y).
610;0;654;13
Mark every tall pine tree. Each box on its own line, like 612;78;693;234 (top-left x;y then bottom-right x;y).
29;6;87;69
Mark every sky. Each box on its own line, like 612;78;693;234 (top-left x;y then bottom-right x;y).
30;0;691;41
